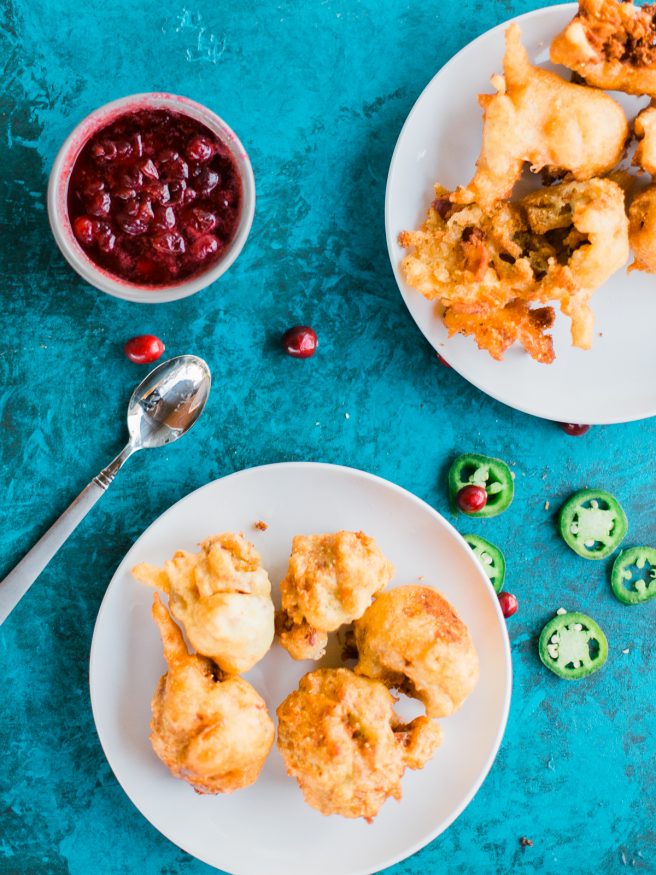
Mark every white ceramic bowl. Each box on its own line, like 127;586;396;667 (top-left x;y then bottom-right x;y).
48;93;255;304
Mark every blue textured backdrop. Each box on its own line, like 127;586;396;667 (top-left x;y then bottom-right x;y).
1;0;654;872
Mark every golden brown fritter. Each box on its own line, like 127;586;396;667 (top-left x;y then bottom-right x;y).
634;105;656;175
276;668;442;821
277;531;394;661
149;594;275;794
132;532;274;674
551;0;656;96
400;177;628;357
443;300;556;364
354;586;479;718
628;184;656;272
452;24;628;211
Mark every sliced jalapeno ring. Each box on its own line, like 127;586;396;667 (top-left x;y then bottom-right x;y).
448;453;514;518
463;534;506;593
559;488;627;560
538;611;608;680
611;546;656;605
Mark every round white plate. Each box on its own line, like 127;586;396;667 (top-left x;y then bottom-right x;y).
90;462;511;875
386;3;655;424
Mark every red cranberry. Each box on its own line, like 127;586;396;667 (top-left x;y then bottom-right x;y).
114;140;133;160
168;180;187;205
140;158;159;180
456;484;487;513
152;231;186;255
81;177;105;198
498;592;518;618
159;150;188;181
95;223;116;253
436;353;451;368
282;325;318;359
559;423;591;436
152;206;176;230
190;234;219;261
184;207;217;238
91;140;118;162
124;335;165;364
116;199;153;235
143;181;170;204
196;167;219;195
186;136;214;162
86;191;111;217
73;216;96;246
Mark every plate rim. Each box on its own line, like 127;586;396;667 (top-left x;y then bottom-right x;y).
384;2;656;425
89;460;513;875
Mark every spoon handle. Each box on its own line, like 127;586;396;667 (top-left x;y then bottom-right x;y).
0;443;134;626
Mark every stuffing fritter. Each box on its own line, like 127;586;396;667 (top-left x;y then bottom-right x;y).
550;0;656;96
628;185;656;272
354;586;480;718
451;24;628;211
149;594;275;794
276;668;442;821
400;177;628;358
634;105;656;175
132;532;274;674
277;531;394;661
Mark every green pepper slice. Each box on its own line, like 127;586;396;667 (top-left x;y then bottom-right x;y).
611;546;656;605
538;611;608;680
559;488;627;560
448;453;514;518
463;534;506;593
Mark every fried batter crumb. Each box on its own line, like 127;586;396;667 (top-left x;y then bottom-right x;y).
254;520;268;531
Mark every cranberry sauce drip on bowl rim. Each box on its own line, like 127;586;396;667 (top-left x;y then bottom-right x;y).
48;94;255;304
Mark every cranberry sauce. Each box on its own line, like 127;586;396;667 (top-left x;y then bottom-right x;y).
67;109;243;285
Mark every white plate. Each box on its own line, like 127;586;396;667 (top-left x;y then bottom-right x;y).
386;3;655;424
90;462;511;875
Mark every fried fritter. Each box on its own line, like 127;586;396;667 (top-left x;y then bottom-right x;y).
634;105;656;175
443;300;556;363
551;0;656;96
132;532;274;674
400;177;628;356
149;594;275;794
276;668;442;821
277;531;394;661
628;184;656;272
452;24;628;211
354;586;479;718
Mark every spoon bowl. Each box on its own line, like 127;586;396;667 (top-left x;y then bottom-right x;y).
127;355;212;450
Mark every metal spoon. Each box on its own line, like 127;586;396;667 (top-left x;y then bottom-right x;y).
0;354;211;626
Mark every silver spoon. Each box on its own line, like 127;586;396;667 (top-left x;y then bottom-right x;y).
0;354;211;626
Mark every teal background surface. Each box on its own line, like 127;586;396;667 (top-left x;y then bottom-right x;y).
1;0;654;872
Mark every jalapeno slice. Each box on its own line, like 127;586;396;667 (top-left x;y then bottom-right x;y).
611;546;656;605
559;489;627;560
463;534;506;593
538;611;608;680
448;453;514;518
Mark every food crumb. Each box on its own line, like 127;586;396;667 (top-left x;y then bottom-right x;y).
418;575;425;581
556;607;567;615
315;421;320;426
345;412;350;420
254;520;268;531
622;648;630;654
510;471;516;480
544;500;550;510
520;837;533;848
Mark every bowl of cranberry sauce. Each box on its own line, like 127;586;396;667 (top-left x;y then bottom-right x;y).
48;94;255;303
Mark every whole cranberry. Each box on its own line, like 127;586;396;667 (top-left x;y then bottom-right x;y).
282;325;318;359
186;136;214;162
456;484;487;513
94;223;116;253
124;335;165;364
190;234;219;261
86;191;111;217
559;422;591;436
73;216;95;246
152;231;186;255
498;591;518;618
